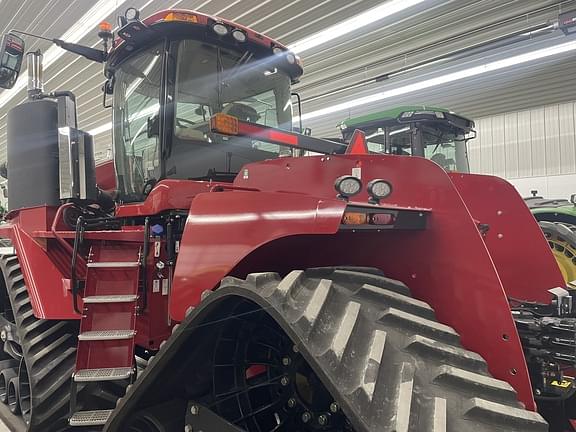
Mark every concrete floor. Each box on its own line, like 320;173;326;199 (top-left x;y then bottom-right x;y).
0;420;9;432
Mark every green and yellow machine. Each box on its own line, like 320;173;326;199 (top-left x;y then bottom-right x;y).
338;105;474;172
339;106;576;284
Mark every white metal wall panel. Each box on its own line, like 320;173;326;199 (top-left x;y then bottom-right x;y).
504;112;519;179
516;110;533;178
545;105;561;176
530;108;547;177
478;117;494;175
559;102;576;173
472;101;576;183
491;114;506;177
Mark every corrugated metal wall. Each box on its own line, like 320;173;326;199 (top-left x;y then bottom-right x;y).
470;101;576;182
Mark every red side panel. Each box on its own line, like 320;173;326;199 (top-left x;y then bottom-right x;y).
11;225;79;319
170;192;346;319
449;173;565;302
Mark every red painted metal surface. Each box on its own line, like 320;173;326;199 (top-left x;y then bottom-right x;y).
171;191;347;318
141;9;290;51
135;237;173;350
171;154;541;411
450;173;565;302
115;179;228;217
9;225;80;319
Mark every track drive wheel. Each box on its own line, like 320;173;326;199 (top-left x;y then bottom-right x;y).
106;267;548;432
540;221;576;283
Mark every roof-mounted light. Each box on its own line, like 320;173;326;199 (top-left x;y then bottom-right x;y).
213;23;229;36
125;7;140;22
232;29;247;42
164;12;198;23
272;46;283;55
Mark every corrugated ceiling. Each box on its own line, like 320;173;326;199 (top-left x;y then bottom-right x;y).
0;0;575;160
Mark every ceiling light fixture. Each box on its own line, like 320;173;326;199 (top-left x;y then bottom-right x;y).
296;40;576;122
288;0;428;54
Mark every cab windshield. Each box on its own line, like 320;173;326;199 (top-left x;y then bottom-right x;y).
113;40;293;202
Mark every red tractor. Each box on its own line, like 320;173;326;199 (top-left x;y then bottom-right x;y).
0;7;571;432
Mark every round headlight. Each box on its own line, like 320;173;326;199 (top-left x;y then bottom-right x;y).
272;46;284;55
232;29;247;42
213;23;229;36
286;53;296;64
335;176;362;198
367;179;392;200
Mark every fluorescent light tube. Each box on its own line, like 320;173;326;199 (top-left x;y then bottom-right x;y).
289;0;429;54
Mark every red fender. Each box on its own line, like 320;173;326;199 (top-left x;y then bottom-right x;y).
170;192;346;319
449;173;565;302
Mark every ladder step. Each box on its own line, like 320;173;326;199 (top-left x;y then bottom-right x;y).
78;330;135;341
69;409;112;426
83;295;138;304
87;261;140;268
74;367;133;382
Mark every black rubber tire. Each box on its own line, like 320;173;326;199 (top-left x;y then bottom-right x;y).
106;267;548;432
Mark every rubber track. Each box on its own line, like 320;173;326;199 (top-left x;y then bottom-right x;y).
0;253;80;431
107;267;548;432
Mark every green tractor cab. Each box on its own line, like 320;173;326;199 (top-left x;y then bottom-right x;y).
338;105;475;172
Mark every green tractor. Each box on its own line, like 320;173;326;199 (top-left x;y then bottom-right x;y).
338;105;474;172
338;105;576;284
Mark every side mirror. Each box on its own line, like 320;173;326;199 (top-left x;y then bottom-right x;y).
0;33;25;90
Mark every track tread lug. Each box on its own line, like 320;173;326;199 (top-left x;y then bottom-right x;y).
463;397;548;431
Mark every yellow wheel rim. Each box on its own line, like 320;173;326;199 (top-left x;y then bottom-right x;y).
547;234;576;284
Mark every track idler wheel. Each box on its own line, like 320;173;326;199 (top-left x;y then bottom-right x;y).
8;376;20;414
0;367;16;404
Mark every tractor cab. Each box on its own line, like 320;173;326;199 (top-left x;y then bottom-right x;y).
105;10;304;202
338;106;475;172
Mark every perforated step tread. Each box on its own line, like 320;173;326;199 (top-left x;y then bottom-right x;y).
78;330;135;341
69;409;112;426
83;295;138;304
74;367;133;382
